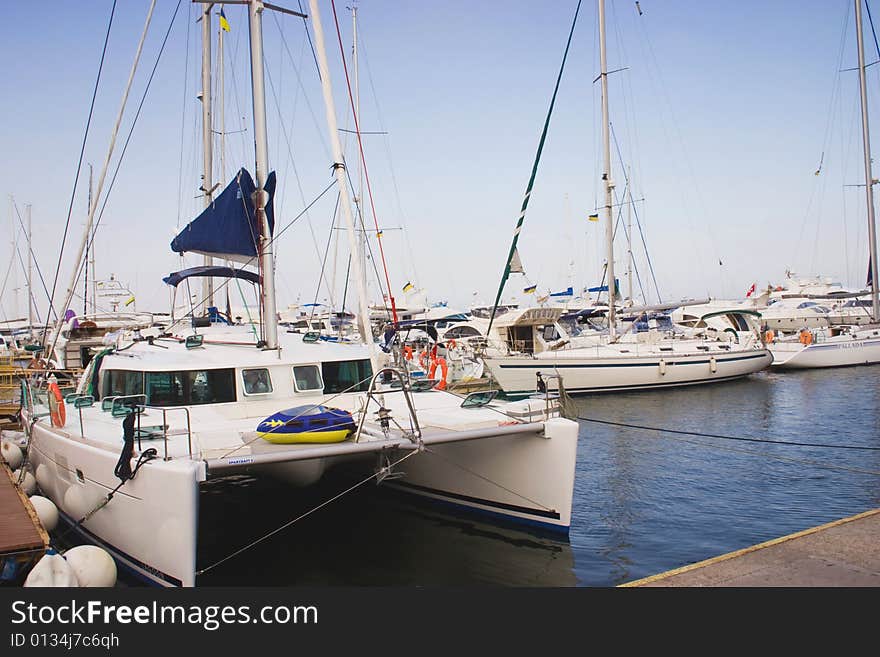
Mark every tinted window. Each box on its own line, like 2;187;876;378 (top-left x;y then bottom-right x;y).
242;368;273;395
322;359;373;393
145;369;236;406
293;365;322;391
102;370;144;399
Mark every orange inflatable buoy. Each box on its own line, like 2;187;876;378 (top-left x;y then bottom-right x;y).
403;345;414;361
418;349;429;369
428;356;448;391
447;338;457;350
764;329;775;343
799;329;813;346
48;381;66;428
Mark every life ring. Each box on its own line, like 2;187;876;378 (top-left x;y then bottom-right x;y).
403;345;414;361
48;381;66;428
799;329;813;346
763;329;775;343
428;356;448;391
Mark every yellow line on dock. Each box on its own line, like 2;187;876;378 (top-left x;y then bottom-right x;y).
619;507;880;587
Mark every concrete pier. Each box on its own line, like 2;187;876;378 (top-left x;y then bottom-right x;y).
621;508;880;587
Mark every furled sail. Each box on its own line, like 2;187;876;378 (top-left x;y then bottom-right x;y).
171;168;276;263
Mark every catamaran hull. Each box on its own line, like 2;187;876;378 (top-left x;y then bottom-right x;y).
483;350;772;396
386;417;578;533
769;335;880;368
24;414;203;587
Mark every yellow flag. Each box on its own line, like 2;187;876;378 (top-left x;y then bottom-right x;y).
124;295;135;307
219;8;231;32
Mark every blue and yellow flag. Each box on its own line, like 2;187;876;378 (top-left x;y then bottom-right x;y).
523;284;537;294
219;8;231;32
588;213;599;222
402;281;414;293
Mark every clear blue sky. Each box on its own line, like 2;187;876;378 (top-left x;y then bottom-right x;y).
1;0;878;323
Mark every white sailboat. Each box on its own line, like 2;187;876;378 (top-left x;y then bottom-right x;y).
19;0;578;587
768;0;880;370
482;0;772;397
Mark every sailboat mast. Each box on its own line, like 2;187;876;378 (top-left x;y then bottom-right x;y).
247;0;279;350
200;4;215;309
626;166;633;305
218;11;227;183
26;204;33;333
855;0;880;321
308;0;378;370
598;0;617;334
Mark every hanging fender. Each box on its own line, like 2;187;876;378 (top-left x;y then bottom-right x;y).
658;358;667;376
709;355;717;373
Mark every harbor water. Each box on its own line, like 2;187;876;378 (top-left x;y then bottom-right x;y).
119;365;879;586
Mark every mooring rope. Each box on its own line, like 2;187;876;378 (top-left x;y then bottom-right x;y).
577;416;880;451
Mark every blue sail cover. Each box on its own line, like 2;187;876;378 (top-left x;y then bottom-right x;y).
171;168;276;263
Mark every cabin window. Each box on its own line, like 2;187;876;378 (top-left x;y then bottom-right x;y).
145;369;235;406
445;326;481;339
322;359;372;393
542;325;560;341
293;365;322;392
102;370;144;399
242;368;273;395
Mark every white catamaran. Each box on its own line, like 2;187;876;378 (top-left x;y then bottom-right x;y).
19;0;578;587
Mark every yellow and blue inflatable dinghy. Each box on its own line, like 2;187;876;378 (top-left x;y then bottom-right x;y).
257;405;356;444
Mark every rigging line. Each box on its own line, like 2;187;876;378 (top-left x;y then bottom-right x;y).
12;201;58;322
195;449;419;576
176;1;193;228
308;192;342;326
357;27;421;288
331;0;398;323
82;0;185;304
866;0;880;61
793;3;850;268
577;416;880;451
271;9;331;159
226;8;250;172
164;179;338;334
296;0;321;82
46;0;159;362
343;163;393;323
263;58;329;289
652;433;880;478
632;7;720;287
487;0;582;338
610;122;661;303
42;0;118;347
423;447;555;513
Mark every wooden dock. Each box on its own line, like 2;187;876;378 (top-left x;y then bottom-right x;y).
621;508;880;587
0;461;49;584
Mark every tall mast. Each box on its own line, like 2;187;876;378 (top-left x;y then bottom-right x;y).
88;165;96;314
9;197;19;319
248;0;279;349
308;0;378;370
626;167;633;305
351;4;368;314
218;8;227;184
26;204;33;333
855;0;880;321
598;0;616;334
200;3;215;309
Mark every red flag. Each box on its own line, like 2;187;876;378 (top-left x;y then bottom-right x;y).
745;282;756;298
